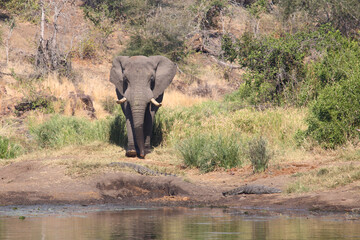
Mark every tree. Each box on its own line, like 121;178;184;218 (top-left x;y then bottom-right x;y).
36;0;75;75
4;18;15;65
279;0;360;36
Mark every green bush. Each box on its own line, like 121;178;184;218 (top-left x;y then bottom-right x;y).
83;0;152;25
305;36;360;148
248;136;271;173
178;133;245;173
223;25;340;106
279;0;360;36
108;112;127;147
152;108;179;147
0;136;23;159
4;0;40;23
30;115;110;148
222;30;312;105
101;96;117;114
306;77;360;148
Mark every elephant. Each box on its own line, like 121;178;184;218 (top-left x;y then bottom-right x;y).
109;55;177;158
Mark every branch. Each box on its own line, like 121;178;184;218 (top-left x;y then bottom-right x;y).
210;55;241;69
0;72;12;76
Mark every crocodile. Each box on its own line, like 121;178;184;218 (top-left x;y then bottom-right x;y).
109;162;176;177
222;184;281;196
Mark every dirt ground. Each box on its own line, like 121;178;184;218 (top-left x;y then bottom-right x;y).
1;156;359;215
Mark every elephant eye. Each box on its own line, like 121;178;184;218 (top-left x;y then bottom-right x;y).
123;76;128;91
150;76;155;90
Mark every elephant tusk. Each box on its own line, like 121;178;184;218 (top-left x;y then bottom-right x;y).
150;98;162;107
116;97;127;104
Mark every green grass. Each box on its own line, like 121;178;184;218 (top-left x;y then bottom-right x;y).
0;135;23;159
29;115;110;148
177;132;246;172
27;100;309;173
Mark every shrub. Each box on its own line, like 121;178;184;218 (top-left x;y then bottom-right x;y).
78;38;97;59
279;0;360;36
121;6;194;61
14;97;55;116
248;136;271;173
305;37;360;148
306;77;360;148
101;96;117;114
108;112;127;147
178;133;245;173
222;25;340;106
30;115;110;148
4;0;40;23
152;108;178;147
0;136;23;159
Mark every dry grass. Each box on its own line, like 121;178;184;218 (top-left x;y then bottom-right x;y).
287;163;360;193
11;141;184;177
11;141;125;176
163;90;208;108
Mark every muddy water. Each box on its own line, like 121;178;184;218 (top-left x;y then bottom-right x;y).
0;206;360;239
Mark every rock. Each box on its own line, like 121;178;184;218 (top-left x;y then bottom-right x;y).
69;92;96;119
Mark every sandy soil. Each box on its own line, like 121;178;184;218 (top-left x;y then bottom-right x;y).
1;157;359;215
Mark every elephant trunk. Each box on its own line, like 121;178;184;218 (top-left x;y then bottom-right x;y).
131;101;148;158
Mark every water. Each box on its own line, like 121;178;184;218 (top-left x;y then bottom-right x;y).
0;206;359;239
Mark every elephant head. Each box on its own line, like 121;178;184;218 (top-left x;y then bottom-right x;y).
110;56;177;158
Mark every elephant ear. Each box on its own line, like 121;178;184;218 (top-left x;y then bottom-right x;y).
109;56;129;96
150;56;177;99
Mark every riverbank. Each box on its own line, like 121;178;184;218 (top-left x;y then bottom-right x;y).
1;151;359;215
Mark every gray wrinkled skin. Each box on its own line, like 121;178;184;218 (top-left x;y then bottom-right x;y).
110;56;177;158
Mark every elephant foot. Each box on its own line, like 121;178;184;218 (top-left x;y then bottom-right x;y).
125;150;137;158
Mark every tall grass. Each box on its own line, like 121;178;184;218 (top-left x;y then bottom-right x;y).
153;100;307;171
178;132;246;172
156;100;307;151
108;113;127;147
27;99;308;173
0;136;23;159
30;115;110;148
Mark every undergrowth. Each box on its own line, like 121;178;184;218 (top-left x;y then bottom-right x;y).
177;132;245;173
29;115;110;148
0;136;23;159
248;137;271;173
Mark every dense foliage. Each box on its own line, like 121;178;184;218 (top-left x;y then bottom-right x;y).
223;25;360;147
279;0;360;36
305;38;360;148
1;0;39;22
83;0;227;61
223;25;340;105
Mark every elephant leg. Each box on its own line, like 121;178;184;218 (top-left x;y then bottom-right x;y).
144;94;163;154
144;104;156;154
123;103;137;157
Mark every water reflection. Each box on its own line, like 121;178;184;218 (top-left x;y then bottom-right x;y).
0;207;359;239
